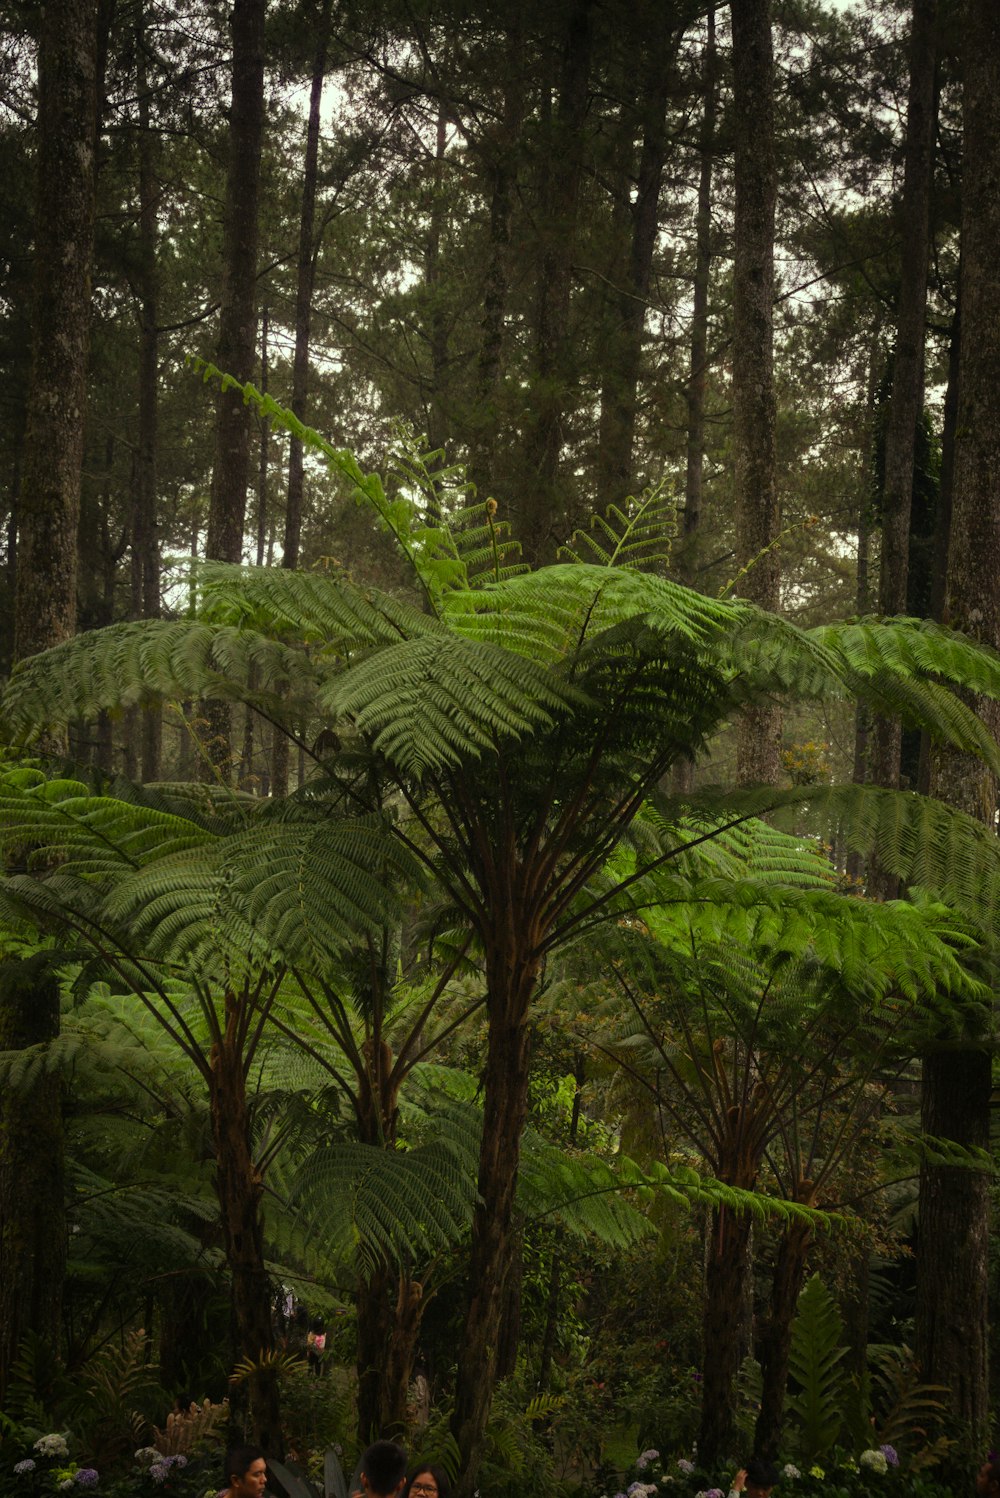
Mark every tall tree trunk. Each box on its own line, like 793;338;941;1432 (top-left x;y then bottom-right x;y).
914;0;999;1450
2;0;98;1397
206;0;265;773
596;4;672;508
284;0;331;571
518;0;593;563
730;0;780;787
423;104;450;457
467;9;524;501
207;997;282;1453
136;2;161;780
679;5;717;589
869;0;938;801
452;952;538;1495
0;960;65;1403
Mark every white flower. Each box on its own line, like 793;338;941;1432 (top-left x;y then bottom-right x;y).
860;1451;888;1474
35;1434;70;1459
14;1460;37;1475
782;1467;800;1481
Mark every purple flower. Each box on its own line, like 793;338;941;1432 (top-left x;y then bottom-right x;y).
14;1460;37;1475
637;1453;660;1473
678;1462;695;1476
879;1447;899;1469
75;1471;100;1488
704;1489;724;1498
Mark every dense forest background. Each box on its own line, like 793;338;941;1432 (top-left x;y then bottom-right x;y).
1;0;1000;1495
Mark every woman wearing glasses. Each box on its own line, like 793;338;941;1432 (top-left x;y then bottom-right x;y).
404;1464;451;1498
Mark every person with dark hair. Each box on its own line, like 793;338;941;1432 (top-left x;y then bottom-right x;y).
404;1463;450;1498
359;1441;408;1498
729;1460;779;1498
976;1463;1000;1498
222;1445;267;1498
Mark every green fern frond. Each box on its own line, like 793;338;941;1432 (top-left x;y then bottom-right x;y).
558;482;677;572
323;635;584;777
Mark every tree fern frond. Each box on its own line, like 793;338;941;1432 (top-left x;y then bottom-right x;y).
558;482;677;572
323;635;584;776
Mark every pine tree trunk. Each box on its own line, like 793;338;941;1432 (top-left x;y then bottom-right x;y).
869;0;937;804
136;2;161;780
915;0;1000;1448
730;0;780;787
284;0;331;571
595;7;671;509
519;0;593;563
467;10;523;501
679;5;717;588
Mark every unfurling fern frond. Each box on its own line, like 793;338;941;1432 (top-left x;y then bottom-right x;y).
558;482;677;573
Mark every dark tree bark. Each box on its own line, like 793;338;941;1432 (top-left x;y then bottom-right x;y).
518;0;593;563
135;2;161;780
205;0;265;774
466;8;524;501
915;0;1000;1448
698;1205;754;1465
1;0;98;1399
869;0;938;802
452;954;538;1495
207;993;283;1453
730;0;780;787
0;960;65;1403
595;4;673;509
14;0;97;662
207;0;265;564
679;4;717;588
754;1216;814;1459
284;0;332;572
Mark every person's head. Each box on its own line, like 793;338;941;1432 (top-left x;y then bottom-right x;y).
744;1461;779;1498
976;1463;1000;1498
405;1464;450;1498
225;1445;267;1498
361;1441;408;1498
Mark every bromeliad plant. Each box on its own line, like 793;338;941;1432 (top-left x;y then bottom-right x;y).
6;373;1000;1483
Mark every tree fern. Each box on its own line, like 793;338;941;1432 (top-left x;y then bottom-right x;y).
558;482;677;572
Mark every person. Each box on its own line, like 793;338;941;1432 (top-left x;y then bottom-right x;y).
221;1446;268;1498
403;1463;450;1498
976;1463;1000;1498
355;1441;408;1498
307;1317;327;1376
729;1460;779;1498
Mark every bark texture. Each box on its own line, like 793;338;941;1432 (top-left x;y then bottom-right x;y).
452;952;537;1496
0;961;65;1402
870;0;938;804
915;0;1000;1446
730;0;780;786
207;0;265;565
14;0;98;660
208;997;282;1452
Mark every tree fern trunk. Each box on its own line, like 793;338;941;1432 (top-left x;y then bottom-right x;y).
754;1218;813;1459
698;1205;753;1468
356;1263;395;1440
452;958;537;1495
207;1004;282;1453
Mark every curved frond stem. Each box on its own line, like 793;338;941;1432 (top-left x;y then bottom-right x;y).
399;994;488;1073
244;971;287;1068
397;777;485;921
549;806;774;950
390;934;475;1079
261;1009;366;1126
606;962;723;1149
